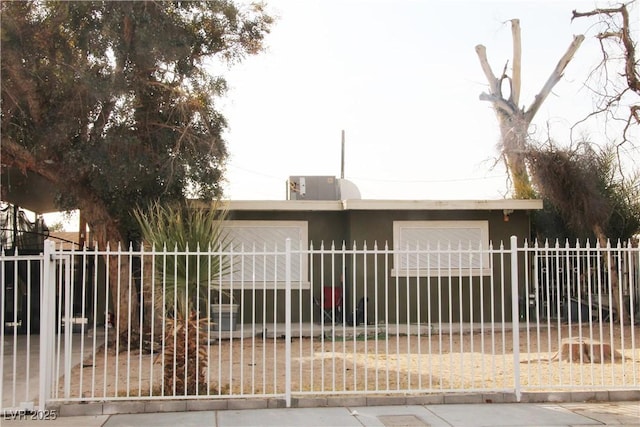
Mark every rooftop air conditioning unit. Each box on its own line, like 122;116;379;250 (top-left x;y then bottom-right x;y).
287;176;361;200
287;176;338;200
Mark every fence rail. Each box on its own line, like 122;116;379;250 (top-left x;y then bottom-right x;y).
2;237;638;412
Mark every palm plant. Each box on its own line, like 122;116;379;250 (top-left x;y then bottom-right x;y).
134;199;230;395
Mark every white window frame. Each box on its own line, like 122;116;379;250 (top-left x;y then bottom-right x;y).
392;220;491;277
220;220;309;289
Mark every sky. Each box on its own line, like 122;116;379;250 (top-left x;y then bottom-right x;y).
217;0;637;201
41;0;637;229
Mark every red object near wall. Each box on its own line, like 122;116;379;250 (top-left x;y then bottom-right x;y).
322;286;342;309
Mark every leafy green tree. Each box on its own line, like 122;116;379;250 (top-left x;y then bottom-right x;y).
1;0;272;245
1;0;272;334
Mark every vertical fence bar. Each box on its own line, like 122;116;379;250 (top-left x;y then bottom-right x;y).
0;250;5;410
62;254;72;398
77;248;87;398
126;244;134;396
39;240;56;411
510;235;521;401
0;250;7;410
285;238;292;407
499;241;507;386
11;251;19;407
25;258;33;408
629;244;638;384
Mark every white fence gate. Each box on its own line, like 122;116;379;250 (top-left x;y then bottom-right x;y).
2;237;638;413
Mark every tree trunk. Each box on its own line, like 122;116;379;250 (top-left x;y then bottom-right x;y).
498;112;535;199
77;192;141;344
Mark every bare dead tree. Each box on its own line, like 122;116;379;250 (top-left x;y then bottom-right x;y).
476;19;584;198
571;2;639;145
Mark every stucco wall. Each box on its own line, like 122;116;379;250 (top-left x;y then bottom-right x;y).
226;208;534;325
344;209;531;323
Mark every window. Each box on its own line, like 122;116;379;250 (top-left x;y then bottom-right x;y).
393;220;491;276
221;220;309;289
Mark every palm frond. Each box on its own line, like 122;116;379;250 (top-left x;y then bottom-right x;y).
133;199;231;318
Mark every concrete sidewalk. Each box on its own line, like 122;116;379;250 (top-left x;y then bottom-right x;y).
4;401;639;426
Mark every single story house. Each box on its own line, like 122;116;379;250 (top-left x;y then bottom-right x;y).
216;197;543;325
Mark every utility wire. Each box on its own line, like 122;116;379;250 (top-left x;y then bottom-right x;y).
349;175;505;184
228;162;505;185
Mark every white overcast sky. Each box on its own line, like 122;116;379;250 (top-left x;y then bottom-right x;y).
218;0;637;201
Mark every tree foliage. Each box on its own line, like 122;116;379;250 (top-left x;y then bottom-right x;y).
528;140;639;323
1;1;273;245
528;142;640;241
133;199;231;318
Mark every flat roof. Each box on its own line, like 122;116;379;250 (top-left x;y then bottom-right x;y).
216;199;543;211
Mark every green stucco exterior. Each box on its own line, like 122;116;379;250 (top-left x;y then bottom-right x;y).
226;202;538;326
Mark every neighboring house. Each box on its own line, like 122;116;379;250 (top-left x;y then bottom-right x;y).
220;197;543;324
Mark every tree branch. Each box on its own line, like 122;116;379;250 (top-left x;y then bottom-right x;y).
525;34;585;122
616;4;639;94
510;19;522;107
572;6;627;20
475;44;500;96
582;4;640;94
1;137;61;185
572;3;639;145
479;92;517;115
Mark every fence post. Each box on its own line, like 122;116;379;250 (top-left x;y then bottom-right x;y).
510;235;521;402
38;240;56;411
284;238;292;407
62;253;72;398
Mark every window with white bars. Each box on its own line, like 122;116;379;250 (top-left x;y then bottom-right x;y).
221;220;309;289
392;220;491;276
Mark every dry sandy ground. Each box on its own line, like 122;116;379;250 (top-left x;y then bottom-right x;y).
59;323;640;400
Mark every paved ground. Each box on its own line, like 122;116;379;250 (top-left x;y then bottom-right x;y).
3;401;639;426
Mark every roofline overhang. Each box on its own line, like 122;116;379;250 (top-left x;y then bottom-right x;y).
211;199;544;212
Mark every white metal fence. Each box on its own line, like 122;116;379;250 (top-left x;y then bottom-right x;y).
2;237;638;412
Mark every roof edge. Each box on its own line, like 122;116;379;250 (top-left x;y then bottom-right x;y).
215;199;543;211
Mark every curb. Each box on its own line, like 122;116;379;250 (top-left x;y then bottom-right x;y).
51;389;640;417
